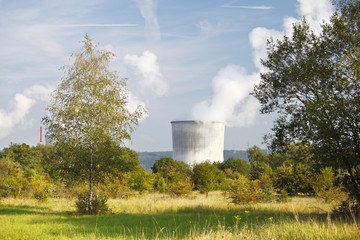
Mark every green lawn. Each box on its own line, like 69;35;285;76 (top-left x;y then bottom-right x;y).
0;192;359;239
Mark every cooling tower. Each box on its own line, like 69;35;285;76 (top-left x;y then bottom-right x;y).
171;121;225;165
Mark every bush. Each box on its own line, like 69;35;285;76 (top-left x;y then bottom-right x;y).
101;177;133;199
227;175;265;204
75;194;110;214
34;188;49;202
127;166;154;193
192;161;225;196
166;179;193;196
278;189;291;202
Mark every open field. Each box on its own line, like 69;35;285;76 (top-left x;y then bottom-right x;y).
0;192;359;239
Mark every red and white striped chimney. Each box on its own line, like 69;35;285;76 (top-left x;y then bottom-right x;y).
40;126;43;143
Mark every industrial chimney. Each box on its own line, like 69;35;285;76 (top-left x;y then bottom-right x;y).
40;126;43;144
171;121;225;165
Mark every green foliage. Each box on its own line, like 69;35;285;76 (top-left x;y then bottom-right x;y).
6;161;28;198
151;157;192;195
313;167;348;206
127;166;154;192
248;146;272;180
0;143;43;176
0;157;11;197
76;194;110;214
313;167;349;224
29;171;54;202
258;173;275;200
100;176;133;199
279;189;291;202
253;0;360;201
166;178;193;196
192;161;224;196
152;157;190;177
153;174;166;193
274;142;318;196
227;174;264;204
33;144;61;181
218;157;251;178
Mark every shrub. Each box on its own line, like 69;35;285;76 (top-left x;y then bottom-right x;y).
166;178;193;196
127;166;154;193
34;188;49;202
75;194;110;214
279;189;291;202
30;172;54;202
101;177;133;199
227;175;265;204
0;157;12;198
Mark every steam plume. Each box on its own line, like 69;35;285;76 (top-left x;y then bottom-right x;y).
192;0;333;127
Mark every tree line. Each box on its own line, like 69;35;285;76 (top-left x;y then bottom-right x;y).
0;142;346;206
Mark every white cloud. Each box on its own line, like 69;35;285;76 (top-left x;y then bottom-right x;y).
127;90;149;121
133;0;161;41
249;0;333;71
124;51;168;97
297;0;333;32
0;85;52;140
0;94;35;140
23;84;54;102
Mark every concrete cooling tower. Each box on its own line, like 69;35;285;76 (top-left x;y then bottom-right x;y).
171;121;225;165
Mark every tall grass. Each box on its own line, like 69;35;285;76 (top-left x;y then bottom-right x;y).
0;192;359;239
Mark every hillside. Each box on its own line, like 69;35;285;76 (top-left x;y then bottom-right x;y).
137;150;249;170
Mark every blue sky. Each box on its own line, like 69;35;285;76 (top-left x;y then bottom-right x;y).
0;0;334;151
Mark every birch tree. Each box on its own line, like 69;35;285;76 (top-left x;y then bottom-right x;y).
43;35;145;214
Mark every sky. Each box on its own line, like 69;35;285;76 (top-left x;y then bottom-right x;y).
0;0;334;152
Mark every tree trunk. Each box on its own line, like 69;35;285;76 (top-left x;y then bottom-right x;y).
327;205;332;225
88;145;94;215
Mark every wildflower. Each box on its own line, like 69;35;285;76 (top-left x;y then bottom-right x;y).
244;210;250;214
268;217;273;221
234;215;242;221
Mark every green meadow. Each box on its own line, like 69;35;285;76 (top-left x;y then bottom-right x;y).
1;192;359;240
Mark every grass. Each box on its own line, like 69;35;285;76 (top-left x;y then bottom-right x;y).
0;192;359;239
